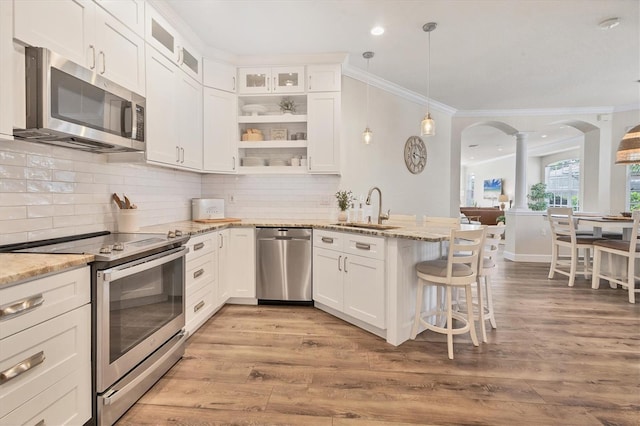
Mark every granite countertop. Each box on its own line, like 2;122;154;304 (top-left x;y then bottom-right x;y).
2;218;474;287
141;218;462;242
0;253;94;287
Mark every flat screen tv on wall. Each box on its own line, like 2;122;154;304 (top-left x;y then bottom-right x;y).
483;178;502;199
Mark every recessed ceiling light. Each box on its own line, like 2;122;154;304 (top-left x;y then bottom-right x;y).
541;134;548;138
497;145;503;151
598;17;620;30
371;26;385;36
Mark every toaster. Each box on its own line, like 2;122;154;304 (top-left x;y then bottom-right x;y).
192;198;225;220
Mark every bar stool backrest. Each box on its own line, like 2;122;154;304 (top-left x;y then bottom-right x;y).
446;227;486;284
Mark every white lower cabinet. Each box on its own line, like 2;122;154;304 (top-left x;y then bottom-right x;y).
184;233;217;335
227;228;256;299
0;267;91;426
217;229;230;303
313;230;386;329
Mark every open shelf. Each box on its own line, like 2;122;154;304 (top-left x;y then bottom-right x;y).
238;140;307;149
238;166;308;175
238;114;307;123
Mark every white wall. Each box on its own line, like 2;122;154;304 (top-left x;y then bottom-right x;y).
0;139;201;245
338;76;453;218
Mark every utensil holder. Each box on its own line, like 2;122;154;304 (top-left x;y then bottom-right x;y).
117;209;139;232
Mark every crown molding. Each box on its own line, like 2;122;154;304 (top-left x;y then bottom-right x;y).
454;105;639;118
342;64;457;115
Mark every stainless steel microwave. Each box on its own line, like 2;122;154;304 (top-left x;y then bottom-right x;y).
13;47;145;153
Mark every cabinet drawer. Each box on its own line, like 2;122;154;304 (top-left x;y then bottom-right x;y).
186;233;216;262
186;255;214;292
343;233;385;260
185;283;214;329
313;229;343;250
0;367;90;426
0;267;90;339
0;304;90;418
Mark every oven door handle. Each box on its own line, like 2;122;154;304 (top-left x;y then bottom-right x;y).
101;246;187;283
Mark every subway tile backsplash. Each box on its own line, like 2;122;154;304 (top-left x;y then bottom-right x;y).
0;139;340;245
0;139;201;245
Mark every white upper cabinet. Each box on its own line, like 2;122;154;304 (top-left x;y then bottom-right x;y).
14;0;93;66
145;4;202;82
93;7;145;95
238;66;305;94
14;0;145;95
307;64;342;92
203;58;236;93
0;0;13;138
94;0;144;36
203;87;237;173
307;91;341;174
145;48;203;171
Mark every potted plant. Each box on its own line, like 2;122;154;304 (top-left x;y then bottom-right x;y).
496;215;505;224
279;97;296;114
527;182;551;211
335;190;354;222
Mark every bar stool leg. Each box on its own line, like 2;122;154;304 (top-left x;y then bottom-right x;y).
485;275;497;329
446;286;454;359
465;284;479;347
476;278;487;343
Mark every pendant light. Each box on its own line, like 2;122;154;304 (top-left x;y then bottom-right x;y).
421;22;437;137
362;51;374;144
615;125;640;164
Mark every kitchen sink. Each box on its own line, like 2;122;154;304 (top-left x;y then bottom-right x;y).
332;223;401;230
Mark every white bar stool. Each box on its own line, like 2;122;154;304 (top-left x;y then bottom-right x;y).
410;227;486;359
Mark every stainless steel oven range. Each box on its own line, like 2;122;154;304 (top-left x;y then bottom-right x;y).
3;230;190;425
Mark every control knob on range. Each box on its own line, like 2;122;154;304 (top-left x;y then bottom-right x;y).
99;245;112;254
113;242;125;251
167;231;176;238
175;230;183;237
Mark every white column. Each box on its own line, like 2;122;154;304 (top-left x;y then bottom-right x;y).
514;132;529;210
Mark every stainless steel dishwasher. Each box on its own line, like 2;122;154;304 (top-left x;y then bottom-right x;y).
256;227;312;304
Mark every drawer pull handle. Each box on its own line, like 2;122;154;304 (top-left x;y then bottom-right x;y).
193;242;205;251
355;242;371;251
193;268;205;279
194;301;205;313
0;351;45;385
344;256;348;273
321;237;334;244
0;294;44;320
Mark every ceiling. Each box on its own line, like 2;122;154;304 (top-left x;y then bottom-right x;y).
163;0;639;163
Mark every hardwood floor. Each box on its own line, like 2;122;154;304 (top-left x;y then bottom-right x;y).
117;258;640;426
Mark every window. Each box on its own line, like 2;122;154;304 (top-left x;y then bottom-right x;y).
545;159;580;210
628;164;640;211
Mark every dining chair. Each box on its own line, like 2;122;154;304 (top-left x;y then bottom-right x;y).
424;216;461;257
411;227;485;359
388;214;417;223
547;207;603;287
475;223;505;342
591;210;640;303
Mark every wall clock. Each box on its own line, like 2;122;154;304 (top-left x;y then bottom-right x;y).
404;136;427;174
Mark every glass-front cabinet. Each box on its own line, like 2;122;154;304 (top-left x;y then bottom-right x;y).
238;66;305;94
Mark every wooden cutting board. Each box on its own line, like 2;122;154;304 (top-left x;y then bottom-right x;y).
193;217;242;224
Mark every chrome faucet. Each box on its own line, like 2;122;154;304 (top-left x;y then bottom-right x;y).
366;186;390;224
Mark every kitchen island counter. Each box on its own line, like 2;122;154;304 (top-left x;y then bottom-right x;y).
140;219;468;243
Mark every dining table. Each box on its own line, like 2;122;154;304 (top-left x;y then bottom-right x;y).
576;215;635;241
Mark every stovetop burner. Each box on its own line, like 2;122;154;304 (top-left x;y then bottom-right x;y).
1;231;190;262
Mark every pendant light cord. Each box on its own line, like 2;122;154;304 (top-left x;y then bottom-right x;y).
365;57;370;127
427;29;431;115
